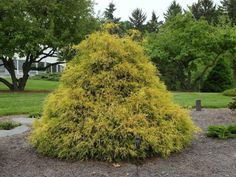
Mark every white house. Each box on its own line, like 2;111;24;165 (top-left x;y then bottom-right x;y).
0;57;65;77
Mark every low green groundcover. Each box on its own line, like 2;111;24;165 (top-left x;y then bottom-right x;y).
207;125;236;139
0;121;21;130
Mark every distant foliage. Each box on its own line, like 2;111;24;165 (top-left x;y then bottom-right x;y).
202;59;234;92
164;0;182;21
30;32;197;162
31;73;61;82
220;0;236;25
190;0;219;24
223;88;236;96
129;8;147;32
207;124;236;139
104;2;121;23
146;11;162;33
146;14;236;91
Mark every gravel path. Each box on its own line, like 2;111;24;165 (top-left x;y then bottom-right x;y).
0;125;29;138
0;109;236;177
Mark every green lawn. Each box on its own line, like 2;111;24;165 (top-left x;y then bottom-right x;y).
0;93;48;116
0;79;59;91
0;79;233;116
172;92;233;108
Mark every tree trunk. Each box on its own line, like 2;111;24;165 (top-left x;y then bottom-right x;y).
232;60;236;86
18;74;29;91
1;58;30;91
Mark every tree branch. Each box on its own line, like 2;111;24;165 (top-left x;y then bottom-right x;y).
0;77;13;90
34;49;58;63
31;62;65;71
193;53;222;85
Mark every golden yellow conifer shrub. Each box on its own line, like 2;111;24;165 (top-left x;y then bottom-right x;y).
29;32;198;162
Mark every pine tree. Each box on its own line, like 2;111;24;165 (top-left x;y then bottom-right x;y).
104;2;121;23
164;0;182;21
129;8;147;32
220;0;236;25
30;32;197;162
146;11;162;33
190;0;219;24
202;59;234;92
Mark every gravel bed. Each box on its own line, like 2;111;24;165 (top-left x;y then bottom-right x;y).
0;109;236;177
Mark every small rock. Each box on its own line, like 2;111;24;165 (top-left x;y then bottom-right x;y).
112;163;121;168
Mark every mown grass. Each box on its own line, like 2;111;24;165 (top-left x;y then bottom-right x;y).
0;79;59;91
172;92;233;108
0;79;233;116
0;93;48;116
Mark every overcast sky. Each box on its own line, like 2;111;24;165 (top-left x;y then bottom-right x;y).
94;0;221;21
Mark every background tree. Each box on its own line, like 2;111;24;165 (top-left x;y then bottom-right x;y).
104;2;121;23
146;14;236;91
190;0;219;24
220;0;236;25
164;0;182;21
146;11;162;33
129;8;147;32
0;0;97;91
201;58;234;92
119;21;133;32
220;1;236;86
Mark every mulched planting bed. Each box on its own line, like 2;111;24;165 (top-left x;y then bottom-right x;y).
0;109;236;177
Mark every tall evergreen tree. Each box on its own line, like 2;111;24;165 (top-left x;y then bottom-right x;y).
220;0;236;25
129;8;147;31
146;11;162;33
104;2;121;23
190;0;219;24
164;0;182;21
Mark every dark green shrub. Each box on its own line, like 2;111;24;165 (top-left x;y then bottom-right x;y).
201;59;234;92
223;88;236;96
29;112;42;119
207;124;236;139
228;97;236;110
0;121;21;130
31;73;61;81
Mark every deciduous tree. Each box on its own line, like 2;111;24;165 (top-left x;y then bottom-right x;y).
146;14;236;91
0;0;97;91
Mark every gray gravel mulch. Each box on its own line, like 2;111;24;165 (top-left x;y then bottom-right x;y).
0;109;236;177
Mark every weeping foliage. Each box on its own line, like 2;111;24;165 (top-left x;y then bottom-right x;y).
29;32;197;162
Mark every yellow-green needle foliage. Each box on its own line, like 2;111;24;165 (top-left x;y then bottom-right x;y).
30;32;198;162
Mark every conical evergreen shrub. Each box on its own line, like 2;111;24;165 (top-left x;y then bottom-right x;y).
202;58;234;92
30;32;197;162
